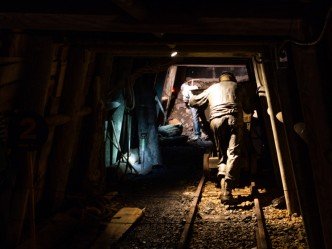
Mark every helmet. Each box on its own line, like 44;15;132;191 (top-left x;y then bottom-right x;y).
220;71;236;82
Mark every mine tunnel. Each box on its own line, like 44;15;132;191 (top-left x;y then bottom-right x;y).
0;1;332;249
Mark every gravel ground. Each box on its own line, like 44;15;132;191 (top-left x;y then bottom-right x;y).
189;181;256;249
71;141;309;249
110;167;201;249
105;173;308;249
264;206;308;249
26;143;308;249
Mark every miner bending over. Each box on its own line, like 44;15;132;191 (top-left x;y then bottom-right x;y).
189;71;245;203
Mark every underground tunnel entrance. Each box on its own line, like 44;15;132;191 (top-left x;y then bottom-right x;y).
105;61;275;189
99;58;308;248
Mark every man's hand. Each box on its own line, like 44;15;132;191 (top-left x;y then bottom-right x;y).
181;83;198;105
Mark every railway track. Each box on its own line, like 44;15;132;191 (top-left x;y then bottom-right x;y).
179;175;271;249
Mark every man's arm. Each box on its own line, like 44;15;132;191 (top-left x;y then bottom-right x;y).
189;88;209;108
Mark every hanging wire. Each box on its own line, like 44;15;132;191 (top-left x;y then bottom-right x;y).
278;7;332;55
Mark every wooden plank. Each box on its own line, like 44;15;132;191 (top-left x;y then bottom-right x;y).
91;207;143;248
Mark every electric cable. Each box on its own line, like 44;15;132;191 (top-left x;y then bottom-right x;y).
279;7;332;55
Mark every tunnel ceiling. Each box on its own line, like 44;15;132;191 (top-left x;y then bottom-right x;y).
0;0;329;58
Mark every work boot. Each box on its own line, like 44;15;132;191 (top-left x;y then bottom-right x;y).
220;179;233;204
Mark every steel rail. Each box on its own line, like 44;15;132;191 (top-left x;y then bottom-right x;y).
178;175;206;249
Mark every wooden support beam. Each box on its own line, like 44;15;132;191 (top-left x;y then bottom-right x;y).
252;57;297;214
6;35;53;248
263;55;299;214
35;44;69;203
275;54;325;249
85;54;113;192
162;65;177;124
0;13;300;36
292;45;332;249
49;48;94;210
107;58;132;165
88;46;259;58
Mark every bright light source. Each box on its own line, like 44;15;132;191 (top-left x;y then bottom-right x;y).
171;51;178;57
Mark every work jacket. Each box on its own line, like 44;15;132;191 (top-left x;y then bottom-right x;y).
189;80;243;121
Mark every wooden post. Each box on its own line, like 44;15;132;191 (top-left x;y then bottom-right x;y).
252;56;296;215
108;58;133;166
249;60;281;188
85;54;113;192
49;48;93;210
292;45;332;249
162;65;177;124
263;54;299;214
35;44;69;203
27;152;36;249
6;34;53;248
274;53;325;249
